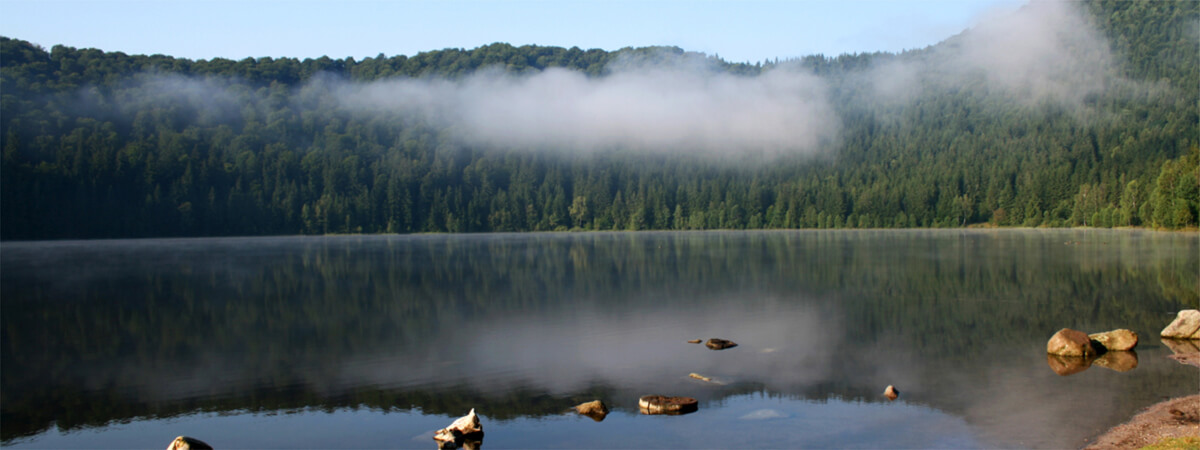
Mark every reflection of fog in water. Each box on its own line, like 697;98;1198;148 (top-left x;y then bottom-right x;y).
2;230;1197;448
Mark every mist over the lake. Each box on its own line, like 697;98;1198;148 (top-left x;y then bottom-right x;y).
71;1;1128;161
337;62;837;156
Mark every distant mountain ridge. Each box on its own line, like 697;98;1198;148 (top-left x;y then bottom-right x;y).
1;0;1196;239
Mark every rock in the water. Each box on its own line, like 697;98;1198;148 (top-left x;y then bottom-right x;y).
575;400;609;421
167;436;213;450
1089;329;1139;351
686;339;702;344
1162;338;1200;355
638;395;699;415
1161;310;1200;339
1047;354;1093;376
1094;350;1139;372
883;385;899;401
433;409;484;443
1047;328;1099;357
1161;338;1200;367
689;372;713;382
705;338;737;350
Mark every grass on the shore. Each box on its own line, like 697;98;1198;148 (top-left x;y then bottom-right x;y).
1140;436;1200;450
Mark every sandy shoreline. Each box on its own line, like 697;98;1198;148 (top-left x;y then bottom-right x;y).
1085;395;1200;449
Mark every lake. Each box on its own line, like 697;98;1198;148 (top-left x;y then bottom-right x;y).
2;229;1197;449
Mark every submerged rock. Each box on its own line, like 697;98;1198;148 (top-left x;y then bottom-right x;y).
705;338;738;350
575;400;609;422
1161;310;1200;339
883;385;899;401
688;372;713;382
1047;354;1094;376
687;339;702;344
1094;349;1139;372
638;395;698;415
1090;329;1139;351
1162;338;1200;367
166;436;213;450
433;409;484;445
1047;328;1099;357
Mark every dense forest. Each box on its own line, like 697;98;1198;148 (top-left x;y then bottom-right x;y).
1;0;1197;240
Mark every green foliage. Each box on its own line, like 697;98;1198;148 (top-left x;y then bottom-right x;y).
1;0;1197;239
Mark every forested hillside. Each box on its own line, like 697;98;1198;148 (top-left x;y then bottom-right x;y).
1;0;1196;239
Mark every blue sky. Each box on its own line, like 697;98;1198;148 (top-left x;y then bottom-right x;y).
1;0;1024;63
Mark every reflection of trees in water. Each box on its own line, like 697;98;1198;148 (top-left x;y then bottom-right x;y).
1;230;1196;441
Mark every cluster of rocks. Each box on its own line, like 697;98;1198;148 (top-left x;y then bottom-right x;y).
1046;328;1139;375
1046;310;1200;375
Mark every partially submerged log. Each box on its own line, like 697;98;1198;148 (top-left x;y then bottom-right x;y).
433;409;484;444
166;436;213;450
688;372;713;382
705;338;737;350
638;395;699;415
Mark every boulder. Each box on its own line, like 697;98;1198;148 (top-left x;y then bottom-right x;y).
883;385;899;401
1047;328;1099;357
167;436;213;450
575;400;608;421
1046;354;1093;376
1094;350;1139;372
1089;329;1139;351
705;338;737;350
1161;310;1200;339
433;409;483;443
638;395;698;415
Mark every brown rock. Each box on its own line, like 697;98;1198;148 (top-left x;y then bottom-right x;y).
883;385;899;401
1089;329;1139;351
1047;328;1099;357
705;338;737;350
575;400;608;421
688;372;712;382
686;339;702;344
167;436;213;450
638;395;699;415
1094;350;1139;372
1161;309;1200;339
1047;354;1093;376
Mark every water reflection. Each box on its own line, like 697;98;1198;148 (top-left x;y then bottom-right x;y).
2;230;1197;448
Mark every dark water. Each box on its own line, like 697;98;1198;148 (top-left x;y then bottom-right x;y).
2;230;1197;449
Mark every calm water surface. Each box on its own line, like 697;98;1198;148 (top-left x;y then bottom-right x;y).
2;230;1197;449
